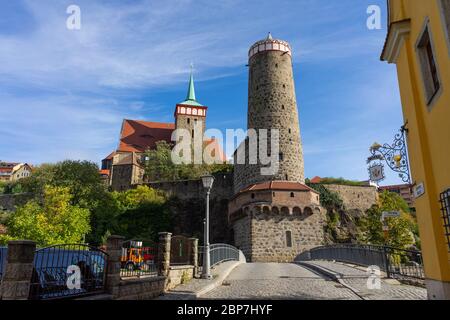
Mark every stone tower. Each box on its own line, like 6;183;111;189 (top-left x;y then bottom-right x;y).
174;70;207;143
233;33;305;193
229;34;325;262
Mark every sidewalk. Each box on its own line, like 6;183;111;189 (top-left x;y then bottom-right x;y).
298;260;427;300
156;261;243;300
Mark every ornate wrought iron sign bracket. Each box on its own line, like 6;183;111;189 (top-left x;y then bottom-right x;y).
367;124;411;184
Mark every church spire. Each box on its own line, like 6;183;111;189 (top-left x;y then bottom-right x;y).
186;64;196;102
179;64;204;107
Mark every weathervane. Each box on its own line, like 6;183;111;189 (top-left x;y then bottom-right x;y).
367;123;411;184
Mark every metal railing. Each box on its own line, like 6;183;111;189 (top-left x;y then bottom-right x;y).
29;244;108;300
296;244;424;280
199;243;241;268
120;239;159;279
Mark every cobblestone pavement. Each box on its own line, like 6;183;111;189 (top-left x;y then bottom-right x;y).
304;261;427;300
201;263;360;300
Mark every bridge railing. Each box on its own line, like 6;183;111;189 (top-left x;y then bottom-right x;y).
296;244;424;280
198;243;243;269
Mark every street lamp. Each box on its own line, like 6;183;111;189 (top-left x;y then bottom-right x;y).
201;174;215;279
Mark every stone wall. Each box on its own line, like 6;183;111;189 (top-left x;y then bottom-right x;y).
233;209;325;262
0;193;34;211
148;173;234;243
166;265;195;290
323;184;378;213
116;277;166;300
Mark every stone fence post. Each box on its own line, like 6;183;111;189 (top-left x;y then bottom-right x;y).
158;232;171;277
105;235;124;298
0;240;36;300
189;238;199;276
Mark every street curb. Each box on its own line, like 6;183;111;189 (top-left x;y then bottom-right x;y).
295;261;342;281
195;261;244;298
295;261;364;299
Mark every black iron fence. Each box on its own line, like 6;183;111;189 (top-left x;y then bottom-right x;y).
0;246;6;281
29;244;108;300
297;244;424;280
170;235;191;266
120;239;159;279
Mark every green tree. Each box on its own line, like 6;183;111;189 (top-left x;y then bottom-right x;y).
358;191;418;249
114;185;171;241
3;185;91;246
143;140;233;182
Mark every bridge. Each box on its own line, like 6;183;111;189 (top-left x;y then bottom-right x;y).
161;243;427;300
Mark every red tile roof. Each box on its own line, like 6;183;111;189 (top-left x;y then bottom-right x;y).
103;151;117;161
99;169;110;176
240;181;319;194
310;176;322;184
118;119;175;153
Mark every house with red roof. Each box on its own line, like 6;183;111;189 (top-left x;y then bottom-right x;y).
102;71;226;190
0;162;32;182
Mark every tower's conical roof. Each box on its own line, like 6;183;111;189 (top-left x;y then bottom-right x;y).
179;67;203;106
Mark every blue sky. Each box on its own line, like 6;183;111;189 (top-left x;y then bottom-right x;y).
0;0;406;185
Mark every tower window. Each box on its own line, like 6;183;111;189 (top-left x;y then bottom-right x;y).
251;193;255;199
286;231;292;248
279;153;284;161
187;118;190;124
285;174;289;180
191;130;194;138
281;105;285;110
288;128;291;134
283;84;286;89
273;192;276;197
416;22;441;106
275;63;278;68
290;192;295;198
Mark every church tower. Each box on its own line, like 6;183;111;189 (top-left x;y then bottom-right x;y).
229;34;325;263
174;70;207;142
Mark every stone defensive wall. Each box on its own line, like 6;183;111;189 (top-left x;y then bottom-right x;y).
322;184;379;213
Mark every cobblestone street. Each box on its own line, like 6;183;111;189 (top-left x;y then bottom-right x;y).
202;263;359;300
201;262;427;300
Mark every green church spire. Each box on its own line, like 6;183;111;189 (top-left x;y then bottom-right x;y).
179;64;203;107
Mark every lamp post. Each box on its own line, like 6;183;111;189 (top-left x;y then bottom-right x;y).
201;174;215;279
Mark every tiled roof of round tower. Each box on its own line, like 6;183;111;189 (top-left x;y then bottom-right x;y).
248;32;292;59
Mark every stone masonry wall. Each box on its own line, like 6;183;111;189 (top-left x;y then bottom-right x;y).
0;193;34;212
323;184;379;213
148;173;234;243
233;209;325;263
116;277;166;300
251;212;325;262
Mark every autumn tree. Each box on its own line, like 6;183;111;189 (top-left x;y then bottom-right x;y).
2;185;90;246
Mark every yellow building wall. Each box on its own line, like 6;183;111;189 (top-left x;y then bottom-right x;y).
388;0;450;283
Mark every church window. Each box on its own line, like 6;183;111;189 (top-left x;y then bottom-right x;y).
286;231;292;248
